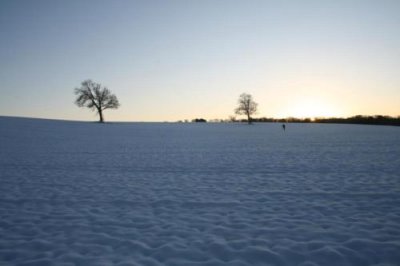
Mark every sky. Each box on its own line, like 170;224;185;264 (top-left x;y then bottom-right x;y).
0;0;399;122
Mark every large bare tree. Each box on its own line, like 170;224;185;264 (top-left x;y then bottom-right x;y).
235;93;258;124
74;80;120;123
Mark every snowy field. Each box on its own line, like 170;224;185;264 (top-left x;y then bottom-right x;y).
0;116;400;266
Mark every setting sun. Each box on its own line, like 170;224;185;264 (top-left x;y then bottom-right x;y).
284;98;340;118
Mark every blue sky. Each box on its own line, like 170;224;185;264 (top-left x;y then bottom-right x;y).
1;0;399;121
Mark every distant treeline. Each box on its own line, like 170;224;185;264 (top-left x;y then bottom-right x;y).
314;115;400;126
249;115;400;126
187;115;400;126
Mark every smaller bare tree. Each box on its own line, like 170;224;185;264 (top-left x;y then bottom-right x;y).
74;80;120;123
235;93;258;124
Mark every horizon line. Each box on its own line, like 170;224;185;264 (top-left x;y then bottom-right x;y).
1;114;399;124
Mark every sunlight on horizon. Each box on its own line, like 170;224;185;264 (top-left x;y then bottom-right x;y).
279;98;341;119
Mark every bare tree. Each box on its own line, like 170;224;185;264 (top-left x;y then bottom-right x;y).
235;93;258;124
74;80;120;123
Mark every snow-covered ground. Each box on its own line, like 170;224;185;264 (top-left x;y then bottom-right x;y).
1;116;400;266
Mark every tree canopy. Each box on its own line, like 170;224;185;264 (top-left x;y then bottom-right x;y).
74;80;120;123
235;93;258;124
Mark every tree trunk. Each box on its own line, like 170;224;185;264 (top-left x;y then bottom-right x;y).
247;113;251;124
98;109;104;123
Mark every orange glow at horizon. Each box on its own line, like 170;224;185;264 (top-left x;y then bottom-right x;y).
276;98;342;119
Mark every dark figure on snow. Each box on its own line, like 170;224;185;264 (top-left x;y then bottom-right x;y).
282;124;286;131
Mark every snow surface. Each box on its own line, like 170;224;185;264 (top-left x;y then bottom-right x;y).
1;116;400;266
